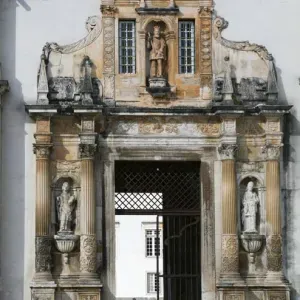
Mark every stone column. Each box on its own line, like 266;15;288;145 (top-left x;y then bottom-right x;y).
31;117;56;300
79;117;98;281
265;145;284;282
218;143;240;282
101;5;117;106
165;30;176;92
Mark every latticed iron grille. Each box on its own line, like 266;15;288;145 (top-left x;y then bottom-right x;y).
115;161;200;213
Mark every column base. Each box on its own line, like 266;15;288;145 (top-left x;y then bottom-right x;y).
31;280;57;300
265;271;289;286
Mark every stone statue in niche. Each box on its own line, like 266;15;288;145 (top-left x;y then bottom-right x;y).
57;181;77;233
242;181;259;233
147;25;167;89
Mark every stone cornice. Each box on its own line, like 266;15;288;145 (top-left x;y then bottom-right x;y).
25;104;292;118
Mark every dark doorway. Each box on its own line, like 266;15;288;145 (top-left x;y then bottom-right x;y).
115;161;201;300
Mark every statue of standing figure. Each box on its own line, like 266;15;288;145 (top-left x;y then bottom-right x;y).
147;25;166;78
57;182;77;233
242;181;260;233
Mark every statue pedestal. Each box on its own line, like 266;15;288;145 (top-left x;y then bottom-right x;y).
149;77;167;88
147;77;170;98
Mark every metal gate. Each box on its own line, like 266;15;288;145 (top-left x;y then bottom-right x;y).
115;161;201;300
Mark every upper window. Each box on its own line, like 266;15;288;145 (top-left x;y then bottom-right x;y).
146;229;161;257
178;21;195;74
119;20;136;74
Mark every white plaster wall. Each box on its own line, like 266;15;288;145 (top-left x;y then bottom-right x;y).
115;215;163;299
0;1;100;300
214;0;300;298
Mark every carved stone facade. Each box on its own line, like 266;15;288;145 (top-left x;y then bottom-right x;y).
18;0;291;300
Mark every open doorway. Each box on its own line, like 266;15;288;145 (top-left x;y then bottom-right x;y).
115;161;201;300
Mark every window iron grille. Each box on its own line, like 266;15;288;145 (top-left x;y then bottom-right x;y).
179;21;195;74
115;161;201;214
119;20;136;74
146;229;161;257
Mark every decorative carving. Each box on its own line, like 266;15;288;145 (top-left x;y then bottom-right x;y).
37;54;49;104
268;293;286;300
237;162;264;173
267;234;282;272
267;119;280;133
79;144;97;159
224;293;244;300
48;77;78;101
80;234;97;273
242;182;259;233
199;7;212;74
222;118;236;135
37;118;50;133
35;236;52;273
213;16;273;61
221;235;239;273
263;145;281;160
222;56;233;101
79;295;98;300
147;25;167;78
237;118;265;135
32;295;52;300
51;161;81;182
100;5;118;17
82;119;94;132
218;144;238;160
56;182;77;233
81;56;94;105
138;117;179;134
33;144;52;159
43;16;101;55
197;121;220;135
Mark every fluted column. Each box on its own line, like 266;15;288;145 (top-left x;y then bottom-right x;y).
218;143;240;282
79;115;98;279
265;145;284;282
33;117;53;282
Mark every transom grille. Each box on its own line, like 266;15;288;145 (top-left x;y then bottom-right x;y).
115;161;200;214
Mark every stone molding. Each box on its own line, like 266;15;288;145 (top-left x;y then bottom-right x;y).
221;234;239;274
33;144;52;159
35;236;53;274
80;234;97;273
213;16;273;61
100;5;118;17
263;144;281;160
79;144;97;159
267;234;282;272
218;144;238;160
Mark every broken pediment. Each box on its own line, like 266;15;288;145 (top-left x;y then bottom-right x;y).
212;16;278;104
37;16;103;105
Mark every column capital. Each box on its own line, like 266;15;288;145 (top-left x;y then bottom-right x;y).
100;5;118;17
218;143;238;160
263;144;282;160
33;143;52;159
198;6;214;17
79;144;97;159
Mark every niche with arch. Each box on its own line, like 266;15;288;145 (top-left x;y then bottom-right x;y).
238;176;265;235
51;176;81;236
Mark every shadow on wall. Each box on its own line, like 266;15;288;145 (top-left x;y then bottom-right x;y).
0;0;33;300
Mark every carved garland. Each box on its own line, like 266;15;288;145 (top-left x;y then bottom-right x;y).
80;234;97;273
267;234;282;272
213;16;273;61
221;235;239;273
35;236;52;273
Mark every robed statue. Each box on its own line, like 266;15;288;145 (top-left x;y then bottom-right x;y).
147;25;166;78
242;181;260;233
56;182;77;233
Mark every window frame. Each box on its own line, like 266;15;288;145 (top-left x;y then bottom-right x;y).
146;272;162;294
178;20;195;74
145;228;162;258
118;20;136;74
